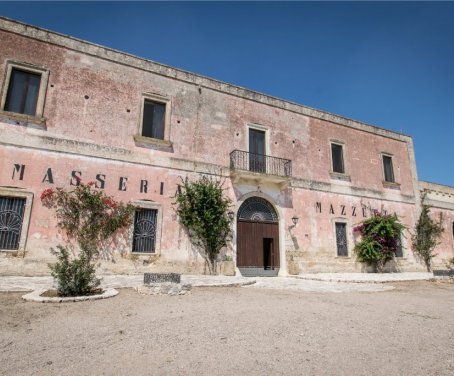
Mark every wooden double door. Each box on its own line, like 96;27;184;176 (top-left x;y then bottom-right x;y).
237;219;279;270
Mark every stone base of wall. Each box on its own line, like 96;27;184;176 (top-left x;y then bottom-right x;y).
0;254;208;276
292;255;428;274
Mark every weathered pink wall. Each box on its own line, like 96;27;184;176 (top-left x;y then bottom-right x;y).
0;24;452;275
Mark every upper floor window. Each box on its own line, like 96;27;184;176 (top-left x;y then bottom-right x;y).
331;143;345;174
1;60;49;120
134;93;172;149
142;99;166;140
5;68;41;116
383;155;395;183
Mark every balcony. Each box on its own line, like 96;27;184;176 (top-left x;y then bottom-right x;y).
229;150;292;188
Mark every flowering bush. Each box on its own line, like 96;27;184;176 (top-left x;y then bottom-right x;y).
354;212;405;272
41;182;135;296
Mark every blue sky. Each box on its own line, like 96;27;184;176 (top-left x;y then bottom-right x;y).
1;1;453;186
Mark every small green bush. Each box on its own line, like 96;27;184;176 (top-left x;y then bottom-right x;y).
49;245;99;297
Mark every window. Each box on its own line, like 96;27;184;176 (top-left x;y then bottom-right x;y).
135;93;172;148
1;60;49;120
335;222;348;256
331;143;345;174
0;196;26;250
4;68;41;116
249;128;266;173
395;234;403;258
383;155;395;183
0;188;32;253
142;99;165;140
132;208;158;253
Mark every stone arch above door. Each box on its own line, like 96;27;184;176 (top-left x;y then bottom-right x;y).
237;197;278;222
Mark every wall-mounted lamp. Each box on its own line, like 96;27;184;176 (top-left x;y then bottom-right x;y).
228;211;235;221
291;216;299;226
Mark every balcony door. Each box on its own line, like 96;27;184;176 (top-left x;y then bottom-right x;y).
249;128;266;173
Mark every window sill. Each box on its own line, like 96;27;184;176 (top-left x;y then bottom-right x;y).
383;181;401;190
330;172;351;182
134;134;173;152
0;110;46;130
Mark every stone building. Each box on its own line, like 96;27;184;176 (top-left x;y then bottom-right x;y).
0;17;453;276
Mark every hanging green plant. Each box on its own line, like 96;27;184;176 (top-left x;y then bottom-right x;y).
354;212;406;272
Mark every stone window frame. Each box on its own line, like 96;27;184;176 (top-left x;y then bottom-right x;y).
381;152;401;189
134;92;172;151
129;200;163;256
0;59;49;129
332;218;352;258
329;139;351;182
0;187;33;254
246;122;271;164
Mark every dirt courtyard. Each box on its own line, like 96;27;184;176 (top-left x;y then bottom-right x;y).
1;281;453;376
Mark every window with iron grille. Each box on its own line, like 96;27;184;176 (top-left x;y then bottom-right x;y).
331;143;345;174
383;155;395;183
395;235;403;257
0;196;26;250
335;222;348;256
132;208;157;253
142;99;166;140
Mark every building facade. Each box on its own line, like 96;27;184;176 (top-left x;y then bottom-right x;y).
0;18;453;276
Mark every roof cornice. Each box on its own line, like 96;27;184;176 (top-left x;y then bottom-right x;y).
0;16;411;143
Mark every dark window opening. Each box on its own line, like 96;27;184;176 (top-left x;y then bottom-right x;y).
395;235;403;257
0;196;26;250
383;155;395;183
331;143;345;174
249;128;266;173
142;100;166;140
4;68;41;116
335;222;348;256
132;208;157;253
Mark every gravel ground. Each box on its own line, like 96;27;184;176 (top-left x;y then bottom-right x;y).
1;280;453;376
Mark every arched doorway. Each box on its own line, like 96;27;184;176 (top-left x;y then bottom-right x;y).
236;197;279;277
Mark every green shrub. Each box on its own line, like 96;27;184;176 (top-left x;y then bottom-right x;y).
49;245;99;297
354;212;405;272
174;176;232;275
412;197;444;272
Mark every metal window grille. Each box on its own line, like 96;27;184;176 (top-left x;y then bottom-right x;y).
132;209;157;253
335;222;348;256
395;235;403;257
0;197;26;250
237;197;278;222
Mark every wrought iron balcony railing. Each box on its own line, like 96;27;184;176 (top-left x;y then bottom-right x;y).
230;150;292;178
